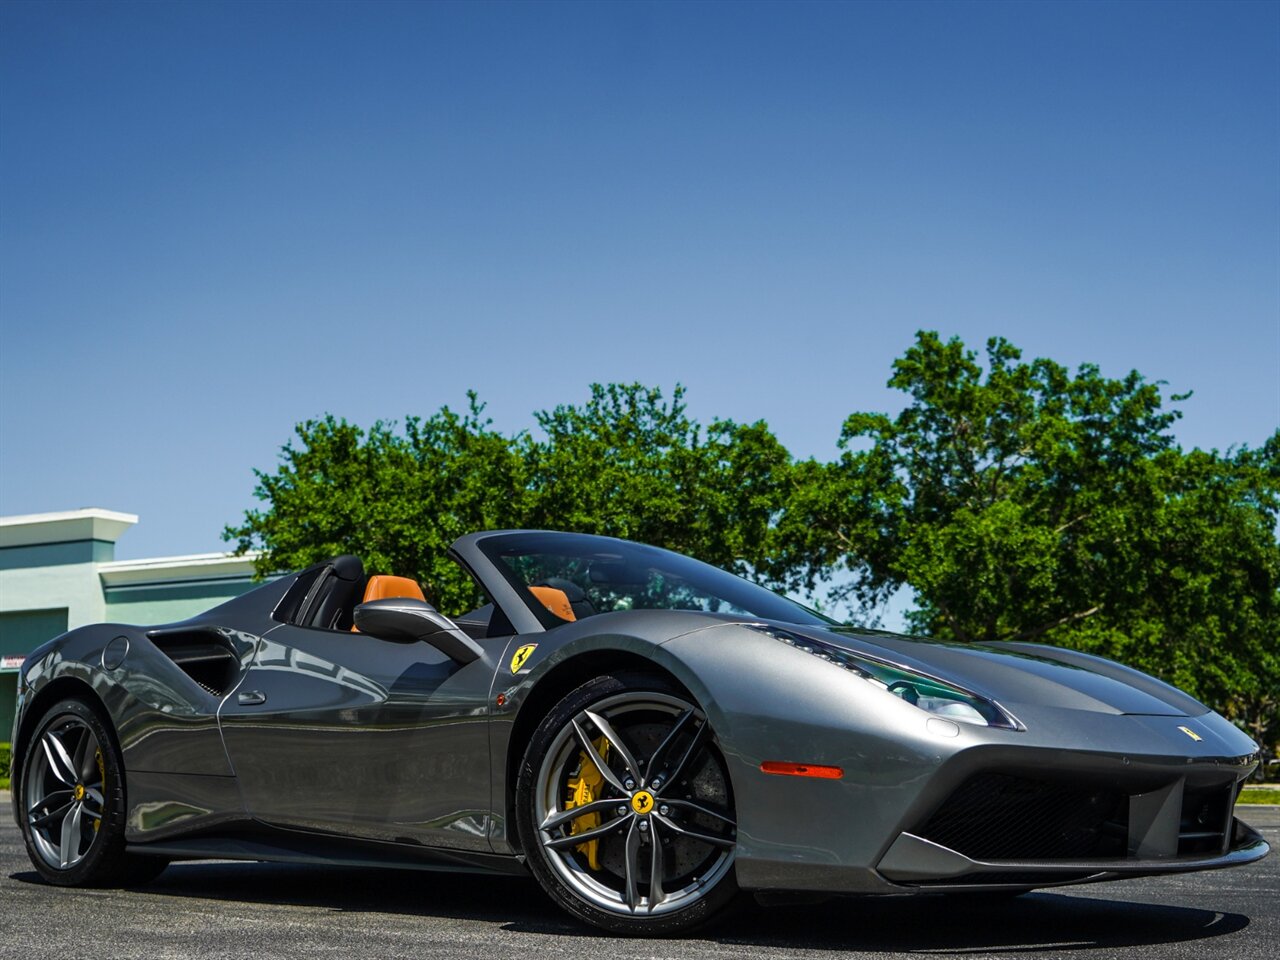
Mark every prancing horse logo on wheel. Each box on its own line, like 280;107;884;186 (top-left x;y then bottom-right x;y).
630;790;655;814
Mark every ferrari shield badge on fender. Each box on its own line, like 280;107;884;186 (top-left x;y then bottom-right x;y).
1178;725;1204;742
510;644;538;674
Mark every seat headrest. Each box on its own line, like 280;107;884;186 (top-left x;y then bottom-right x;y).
529;585;576;622
361;575;426;603
329;555;365;581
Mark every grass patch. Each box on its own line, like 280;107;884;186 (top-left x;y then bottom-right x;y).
1239;788;1280;804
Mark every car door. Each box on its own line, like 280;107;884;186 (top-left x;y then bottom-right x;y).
217;620;508;852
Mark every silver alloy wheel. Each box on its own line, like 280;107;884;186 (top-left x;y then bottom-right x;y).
25;715;107;871
534;691;736;917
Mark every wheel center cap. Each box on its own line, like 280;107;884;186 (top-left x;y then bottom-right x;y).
73;784;85;801
630;790;655;815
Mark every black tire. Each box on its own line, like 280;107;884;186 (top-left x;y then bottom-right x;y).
19;697;169;887
515;672;742;935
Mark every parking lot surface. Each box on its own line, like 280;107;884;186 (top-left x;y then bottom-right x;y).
0;796;1275;960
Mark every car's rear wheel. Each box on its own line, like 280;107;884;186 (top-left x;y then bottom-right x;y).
20;697;168;887
516;673;740;935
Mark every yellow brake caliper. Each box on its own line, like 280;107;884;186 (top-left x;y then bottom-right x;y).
564;735;610;870
93;749;104;832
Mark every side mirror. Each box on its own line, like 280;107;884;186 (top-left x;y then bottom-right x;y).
353;598;483;665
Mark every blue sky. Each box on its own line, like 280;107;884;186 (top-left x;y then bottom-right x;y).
1;0;1277;570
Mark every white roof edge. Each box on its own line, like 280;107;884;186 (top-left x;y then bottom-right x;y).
97;551;262;571
0;508;140;548
99;551;264;586
0;508;140;527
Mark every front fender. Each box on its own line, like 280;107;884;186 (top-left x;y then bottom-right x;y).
486;619;729;853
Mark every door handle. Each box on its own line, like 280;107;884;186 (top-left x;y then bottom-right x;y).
237;690;267;706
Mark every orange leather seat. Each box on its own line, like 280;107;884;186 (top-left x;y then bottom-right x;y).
352;575;426;631
529;585;576;622
362;575;426;603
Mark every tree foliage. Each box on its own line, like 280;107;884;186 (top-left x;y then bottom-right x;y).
225;333;1279;764
224;384;791;611
777;332;1279;755
223;393;527;613
524;384;791;575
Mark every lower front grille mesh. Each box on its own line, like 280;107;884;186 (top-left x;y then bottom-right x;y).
916;773;1128;860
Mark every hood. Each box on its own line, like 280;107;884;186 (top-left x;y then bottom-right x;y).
787;625;1209;718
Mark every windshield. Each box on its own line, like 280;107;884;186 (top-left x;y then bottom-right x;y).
476;531;835;628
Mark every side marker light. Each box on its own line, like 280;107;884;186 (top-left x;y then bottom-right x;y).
760;761;843;780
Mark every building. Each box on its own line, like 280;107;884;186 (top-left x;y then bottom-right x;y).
0;508;261;741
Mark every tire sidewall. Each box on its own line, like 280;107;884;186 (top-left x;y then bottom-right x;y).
515;672;740;935
19;697;129;887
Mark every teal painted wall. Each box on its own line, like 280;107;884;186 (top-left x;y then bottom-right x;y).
0;540;114;570
1;608;69;741
104;578;258;626
0;608;69;658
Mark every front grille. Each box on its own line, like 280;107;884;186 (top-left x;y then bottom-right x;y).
916;773;1128;860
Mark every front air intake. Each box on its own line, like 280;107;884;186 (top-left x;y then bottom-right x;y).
1177;783;1233;856
916;773;1129;860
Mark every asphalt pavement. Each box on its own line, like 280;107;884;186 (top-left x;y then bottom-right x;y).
0;794;1275;960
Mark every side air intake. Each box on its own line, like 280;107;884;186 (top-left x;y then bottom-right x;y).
146;626;241;697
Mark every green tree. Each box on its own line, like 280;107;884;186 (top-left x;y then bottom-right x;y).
525;383;792;574
776;331;1280;757
223;393;527;613
224;383;794;608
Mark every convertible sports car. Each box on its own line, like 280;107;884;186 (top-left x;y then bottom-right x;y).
10;530;1269;934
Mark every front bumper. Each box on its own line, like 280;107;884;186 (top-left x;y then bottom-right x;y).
663;627;1269;895
732;747;1269;894
732;747;1269;901
875;811;1269;892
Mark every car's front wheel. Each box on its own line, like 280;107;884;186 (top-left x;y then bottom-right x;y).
516;673;740;935
19;696;168;887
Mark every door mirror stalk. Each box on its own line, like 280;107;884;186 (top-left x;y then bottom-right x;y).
353;598;483;664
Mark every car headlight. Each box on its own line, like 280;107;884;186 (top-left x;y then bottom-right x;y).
749;625;1022;730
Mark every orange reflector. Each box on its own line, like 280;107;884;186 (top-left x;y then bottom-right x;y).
760;761;843;780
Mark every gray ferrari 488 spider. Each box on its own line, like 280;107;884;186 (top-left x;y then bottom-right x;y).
10;530;1269;934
